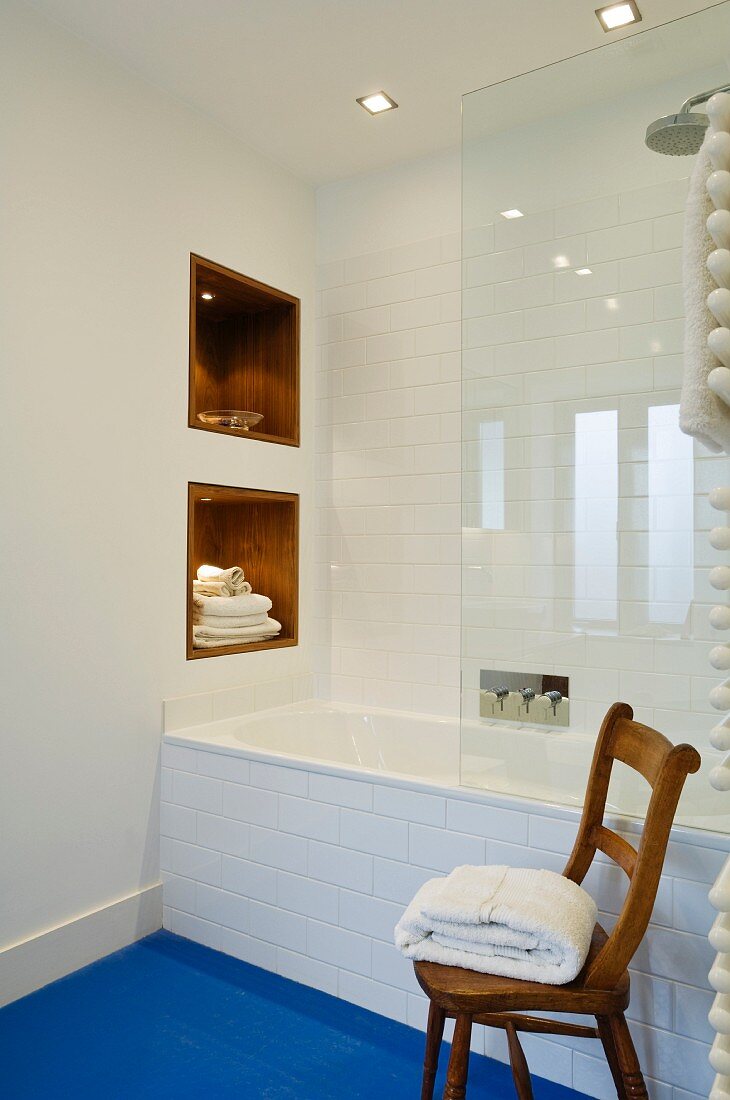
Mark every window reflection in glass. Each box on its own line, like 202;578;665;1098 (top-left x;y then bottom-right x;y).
574;410;618;623
480;420;505;530
648;404;693;628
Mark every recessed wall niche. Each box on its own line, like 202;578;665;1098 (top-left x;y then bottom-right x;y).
189;254;300;446
187;482;299;660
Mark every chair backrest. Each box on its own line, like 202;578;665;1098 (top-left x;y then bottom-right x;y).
563;702;701;988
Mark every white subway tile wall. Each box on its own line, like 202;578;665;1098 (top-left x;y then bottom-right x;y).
161;745;728;1096
315;232;462;715
162;676;314;732
316;178;730;749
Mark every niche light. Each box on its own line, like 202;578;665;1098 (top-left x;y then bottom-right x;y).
199;498;212;502
500;208;524;219
201;292;214;300
595;2;641;31
357;91;398;115
576;268;593;276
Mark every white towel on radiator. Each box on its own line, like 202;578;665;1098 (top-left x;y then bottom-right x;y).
679;133;730;452
395;865;597;985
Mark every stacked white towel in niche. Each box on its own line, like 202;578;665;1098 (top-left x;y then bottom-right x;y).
192;565;282;649
193;564;252;598
395;864;597;986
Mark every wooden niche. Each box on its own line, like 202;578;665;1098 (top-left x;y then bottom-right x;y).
187;483;299;659
189;254;300;446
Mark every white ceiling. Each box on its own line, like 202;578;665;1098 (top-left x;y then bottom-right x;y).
27;0;726;185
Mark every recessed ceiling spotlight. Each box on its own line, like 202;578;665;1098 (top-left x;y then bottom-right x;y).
595;2;641;31
357;91;398;115
576;268;593;276
201;292;214;300
500;209;524;219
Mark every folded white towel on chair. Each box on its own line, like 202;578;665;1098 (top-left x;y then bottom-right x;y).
395;865;597;986
192;593;272;617
196;565;252;595
193;617;281;641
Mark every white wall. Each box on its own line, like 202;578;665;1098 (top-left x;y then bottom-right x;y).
0;0;315;963
316;148;460;264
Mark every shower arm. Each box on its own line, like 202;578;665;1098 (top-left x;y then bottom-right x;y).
679;83;730;115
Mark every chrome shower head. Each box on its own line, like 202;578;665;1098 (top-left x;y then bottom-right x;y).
645;112;708;156
645;83;730;156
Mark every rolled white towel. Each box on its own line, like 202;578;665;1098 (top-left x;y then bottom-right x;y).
192;580;230;598
197;564;223;581
192;593;272;617
395;865;597;986
193;617;281;640
196;565;252;595
193;612;270;629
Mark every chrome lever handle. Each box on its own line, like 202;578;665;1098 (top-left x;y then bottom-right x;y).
485;684;510;711
518;686;535;713
537;690;563;717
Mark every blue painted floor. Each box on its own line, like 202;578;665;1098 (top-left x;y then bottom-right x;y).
0;931;590;1098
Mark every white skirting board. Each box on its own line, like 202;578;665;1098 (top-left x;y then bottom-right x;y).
0;882;162;1008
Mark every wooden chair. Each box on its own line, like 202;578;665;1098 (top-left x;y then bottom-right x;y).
414;702;701;1100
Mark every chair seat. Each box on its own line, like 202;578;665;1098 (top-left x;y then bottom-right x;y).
413;924;630;1017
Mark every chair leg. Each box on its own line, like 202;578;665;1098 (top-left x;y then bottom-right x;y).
421;1003;446;1100
505;1022;534;1100
443;1014;472;1100
603;1014;649;1100
596;1015;626;1097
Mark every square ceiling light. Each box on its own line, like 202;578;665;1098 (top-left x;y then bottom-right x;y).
357;91;398;115
595;2;641;31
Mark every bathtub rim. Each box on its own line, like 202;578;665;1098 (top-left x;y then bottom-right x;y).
162;698;730;851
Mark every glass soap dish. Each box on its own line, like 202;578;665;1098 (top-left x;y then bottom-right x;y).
197;410;264;432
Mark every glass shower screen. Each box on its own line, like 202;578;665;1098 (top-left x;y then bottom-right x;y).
460;3;730;833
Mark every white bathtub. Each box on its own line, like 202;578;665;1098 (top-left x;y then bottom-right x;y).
164;699;729;834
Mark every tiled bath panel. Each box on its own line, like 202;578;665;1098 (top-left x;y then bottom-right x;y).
161;741;727;1098
315;177;730;746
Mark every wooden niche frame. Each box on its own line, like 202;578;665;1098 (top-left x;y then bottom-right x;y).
188;254;300;447
187;482;299;659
